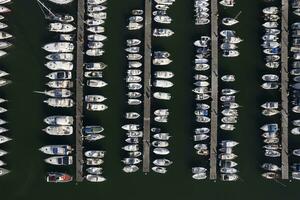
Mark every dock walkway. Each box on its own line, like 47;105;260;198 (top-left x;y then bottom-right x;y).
281;0;289;180
209;0;218;180
75;0;84;182
209;0;219;180
142;0;152;173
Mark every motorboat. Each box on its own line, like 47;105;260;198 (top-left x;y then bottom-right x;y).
153;148;170;155
220;174;238;181
127;91;142;98
86;167;103;175
0;149;7;157
221;75;235;82
153;92;171;100
43;42;74;53
123;165;139;173
0;41;11;49
87;5;107;12
293;149;300;157
49;23;76;33
85;62;107;70
45;61;73;70
222;17;238;26
86;158;103;166
86;175;106;182
153;80;173;88
86;103;108;111
46;80;73;88
88;12;107;20
46;53;73;61
220;167;238;174
127;39;141;46
153;133;171;140
43;125;73;136
87;26;104;33
262;172;279;179
126;75;141;83
46;71;72;80
0;135;11;144
87;34;107;41
262;109;279;116
261;82;279;90
218;153;237;160
87;79;107;88
153;28;174;37
122;144;139;152
84;134;105;141
222;50;239;57
292;127;300;135
121;158;141;165
44;98;74;108
0;167;9;176
85;71;103;78
153;159;172;167
126;131;143;138
39;145;73;155
83;126;104;134
219;160;238;168
261;163;280;172
85;95;106;103
86;19;105;26
85;150;105;158
88;41;104;49
59;34;74;41
46;172;73;183
220;140;239;148
86;48;104;56
260;123;278;132
122;124;140;131
265;150;280;157
44;156;73;165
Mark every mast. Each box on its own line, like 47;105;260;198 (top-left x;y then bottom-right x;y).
36;0;56;17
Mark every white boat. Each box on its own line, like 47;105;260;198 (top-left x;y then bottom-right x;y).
0;41;11;49
39;145;73;155
293;149;300;156
153;28;174;37
43;126;73;136
85;95;106;103
86;175;106;182
87;34;107;41
85;71;102;78
122;158;141;165
221;74;235;82
46;80;73;88
153;133;171;140
220;140;238;148
153;92;171;100
87;79;107;88
154;0;175;5
122;124;140;131
153;80;173;88
222;17;239;26
87;26;104;33
0;135;11;144
0;70;8;77
45;61;73;71
46;53;73;61
127;22;143;30
263;6;278;14
87;0;107;5
0;167;9;176
221;174;238;181
153;148;170;155
43;42;74;53
86;48;105;56
127;53;142;61
153;159;173;167
88;12;107;20
123;165;139;173
44;116;73;125
49;23;76;33
223;50;239;57
46;72;69;81
125;112;140;119
291;127;300;135
127;39;141;46
85;62;107;70
86;167;103;175
152;166;167;174
87;5;107;12
154;15;172;24
45;156;73;165
44;98;74;108
128;83;142;90
88;41;104;49
84;134;105;141
85;150;105;158
261;82;279;90
86;103;108;111
152;141;169;148
0;149;7;157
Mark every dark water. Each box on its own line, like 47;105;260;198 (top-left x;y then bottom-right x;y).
0;0;299;199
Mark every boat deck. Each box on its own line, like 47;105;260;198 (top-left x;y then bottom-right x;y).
281;0;289;180
209;0;218;180
142;0;152;173
75;0;84;182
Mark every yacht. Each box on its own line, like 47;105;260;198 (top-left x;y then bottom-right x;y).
86;103;108;111
38;89;72;98
86;175;106;182
49;23;76;33
46;172;73;183
85;62;107;70
45;61;73;71
46;53;73;61
0;135;11;144
45;156;73;165
123;165;139;173
153;159;173;167
39;145;73;155
0;167;9;176
44;116;73;125
43;42;74;53
85;95;106;103
153;28;174;37
44;98;74;108
87;79;107;88
43;125;73;136
46;80;73;88
85;150;105;158
86;167;103;175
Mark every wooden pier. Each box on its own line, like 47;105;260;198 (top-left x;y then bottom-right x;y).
281;0;289;180
142;0;152;173
209;0;218;180
75;0;85;182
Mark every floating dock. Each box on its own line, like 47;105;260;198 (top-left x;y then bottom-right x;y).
281;0;289;180
142;0;152;173
209;0;218;180
75;0;84;182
